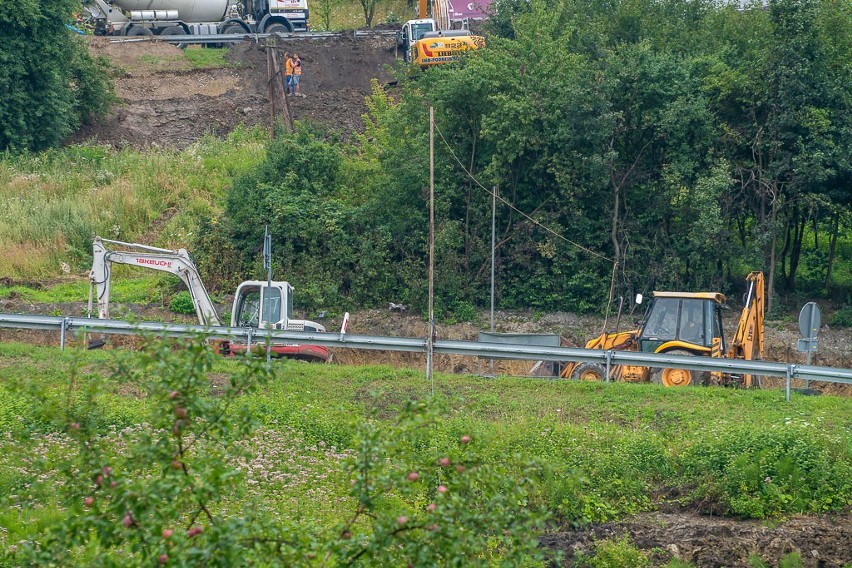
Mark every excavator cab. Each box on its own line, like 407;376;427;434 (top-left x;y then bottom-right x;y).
232;281;325;332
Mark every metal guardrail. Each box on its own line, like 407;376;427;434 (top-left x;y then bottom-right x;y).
108;30;399;45
1;313;850;400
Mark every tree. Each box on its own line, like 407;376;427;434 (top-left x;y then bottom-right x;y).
358;0;381;27
0;0;113;152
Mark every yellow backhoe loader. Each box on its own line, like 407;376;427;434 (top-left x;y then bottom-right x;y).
561;272;765;387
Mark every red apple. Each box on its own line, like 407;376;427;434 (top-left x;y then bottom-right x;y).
168;391;179;400
406;471;420;482
162;528;173;539
397;516;407;526
437;485;447;494
439;457;451;468
122;514;133;528
461;435;471;444
84;496;94;508
158;554;168;564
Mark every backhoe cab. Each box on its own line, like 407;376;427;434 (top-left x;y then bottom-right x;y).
560;272;764;387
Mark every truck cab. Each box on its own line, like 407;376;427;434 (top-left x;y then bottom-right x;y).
398;19;437;62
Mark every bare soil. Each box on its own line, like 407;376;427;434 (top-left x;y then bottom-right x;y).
541;510;852;567
72;35;398;148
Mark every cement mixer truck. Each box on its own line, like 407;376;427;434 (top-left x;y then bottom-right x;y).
82;0;309;38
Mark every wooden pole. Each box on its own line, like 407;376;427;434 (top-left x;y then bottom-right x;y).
266;47;276;136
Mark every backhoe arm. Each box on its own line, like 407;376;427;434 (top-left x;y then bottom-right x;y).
727;272;764;389
89;237;221;326
728;271;764;361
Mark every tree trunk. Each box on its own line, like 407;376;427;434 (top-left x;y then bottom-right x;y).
767;196;779;316
824;211;839;291
780;210;792;284
787;212;805;291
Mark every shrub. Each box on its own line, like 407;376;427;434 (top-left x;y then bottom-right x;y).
829;305;852;327
168;291;196;315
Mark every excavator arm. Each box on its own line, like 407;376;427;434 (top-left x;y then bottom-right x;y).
89;237;221;326
726;271;764;387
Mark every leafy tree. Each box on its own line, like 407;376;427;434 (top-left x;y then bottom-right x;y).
0;0;113;152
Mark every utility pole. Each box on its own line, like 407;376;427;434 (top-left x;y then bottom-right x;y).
427;107;435;394
263;225;272;369
490;185;497;334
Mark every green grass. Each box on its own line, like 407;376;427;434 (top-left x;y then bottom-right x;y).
0;342;849;538
183;46;235;69
0;275;162;305
320;0;415;31
0;127;267;281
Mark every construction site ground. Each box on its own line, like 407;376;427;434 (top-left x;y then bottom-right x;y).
25;38;850;567
72;35;397;147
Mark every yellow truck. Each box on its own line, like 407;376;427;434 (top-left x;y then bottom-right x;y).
397;19;484;67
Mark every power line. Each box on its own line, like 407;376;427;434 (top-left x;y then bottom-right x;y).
433;124;612;262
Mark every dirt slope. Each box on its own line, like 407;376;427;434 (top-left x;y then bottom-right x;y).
72;35;398;148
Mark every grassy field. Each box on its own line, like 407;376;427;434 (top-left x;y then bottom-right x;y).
1;339;849;563
0;128;267;281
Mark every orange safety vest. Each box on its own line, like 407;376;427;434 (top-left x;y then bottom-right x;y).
285;58;294;76
293;59;302;75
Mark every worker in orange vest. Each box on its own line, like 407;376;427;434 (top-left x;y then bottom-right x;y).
292;53;304;97
284;52;294;95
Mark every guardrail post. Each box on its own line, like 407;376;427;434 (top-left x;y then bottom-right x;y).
60;317;69;351
246;328;253;357
605;350;613;384
785;364;793;402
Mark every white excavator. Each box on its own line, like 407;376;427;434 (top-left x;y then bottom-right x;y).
88;236;331;362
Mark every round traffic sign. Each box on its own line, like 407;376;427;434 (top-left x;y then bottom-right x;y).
798;302;821;339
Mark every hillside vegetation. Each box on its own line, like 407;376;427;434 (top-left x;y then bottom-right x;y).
0;0;850;322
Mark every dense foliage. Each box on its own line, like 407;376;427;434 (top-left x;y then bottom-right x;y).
218;0;851;317
0;0;113;152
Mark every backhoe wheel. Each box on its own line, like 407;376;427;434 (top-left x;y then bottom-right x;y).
570;362;607;381
651;349;708;387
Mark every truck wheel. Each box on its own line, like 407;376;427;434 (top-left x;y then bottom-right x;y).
159;26;187;48
650;349;708;387
570;362;607;381
265;22;292;35
160;26;185;36
125;26;153;37
221;23;245;35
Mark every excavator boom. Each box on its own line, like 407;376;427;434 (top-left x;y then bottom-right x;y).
89;237;221;326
